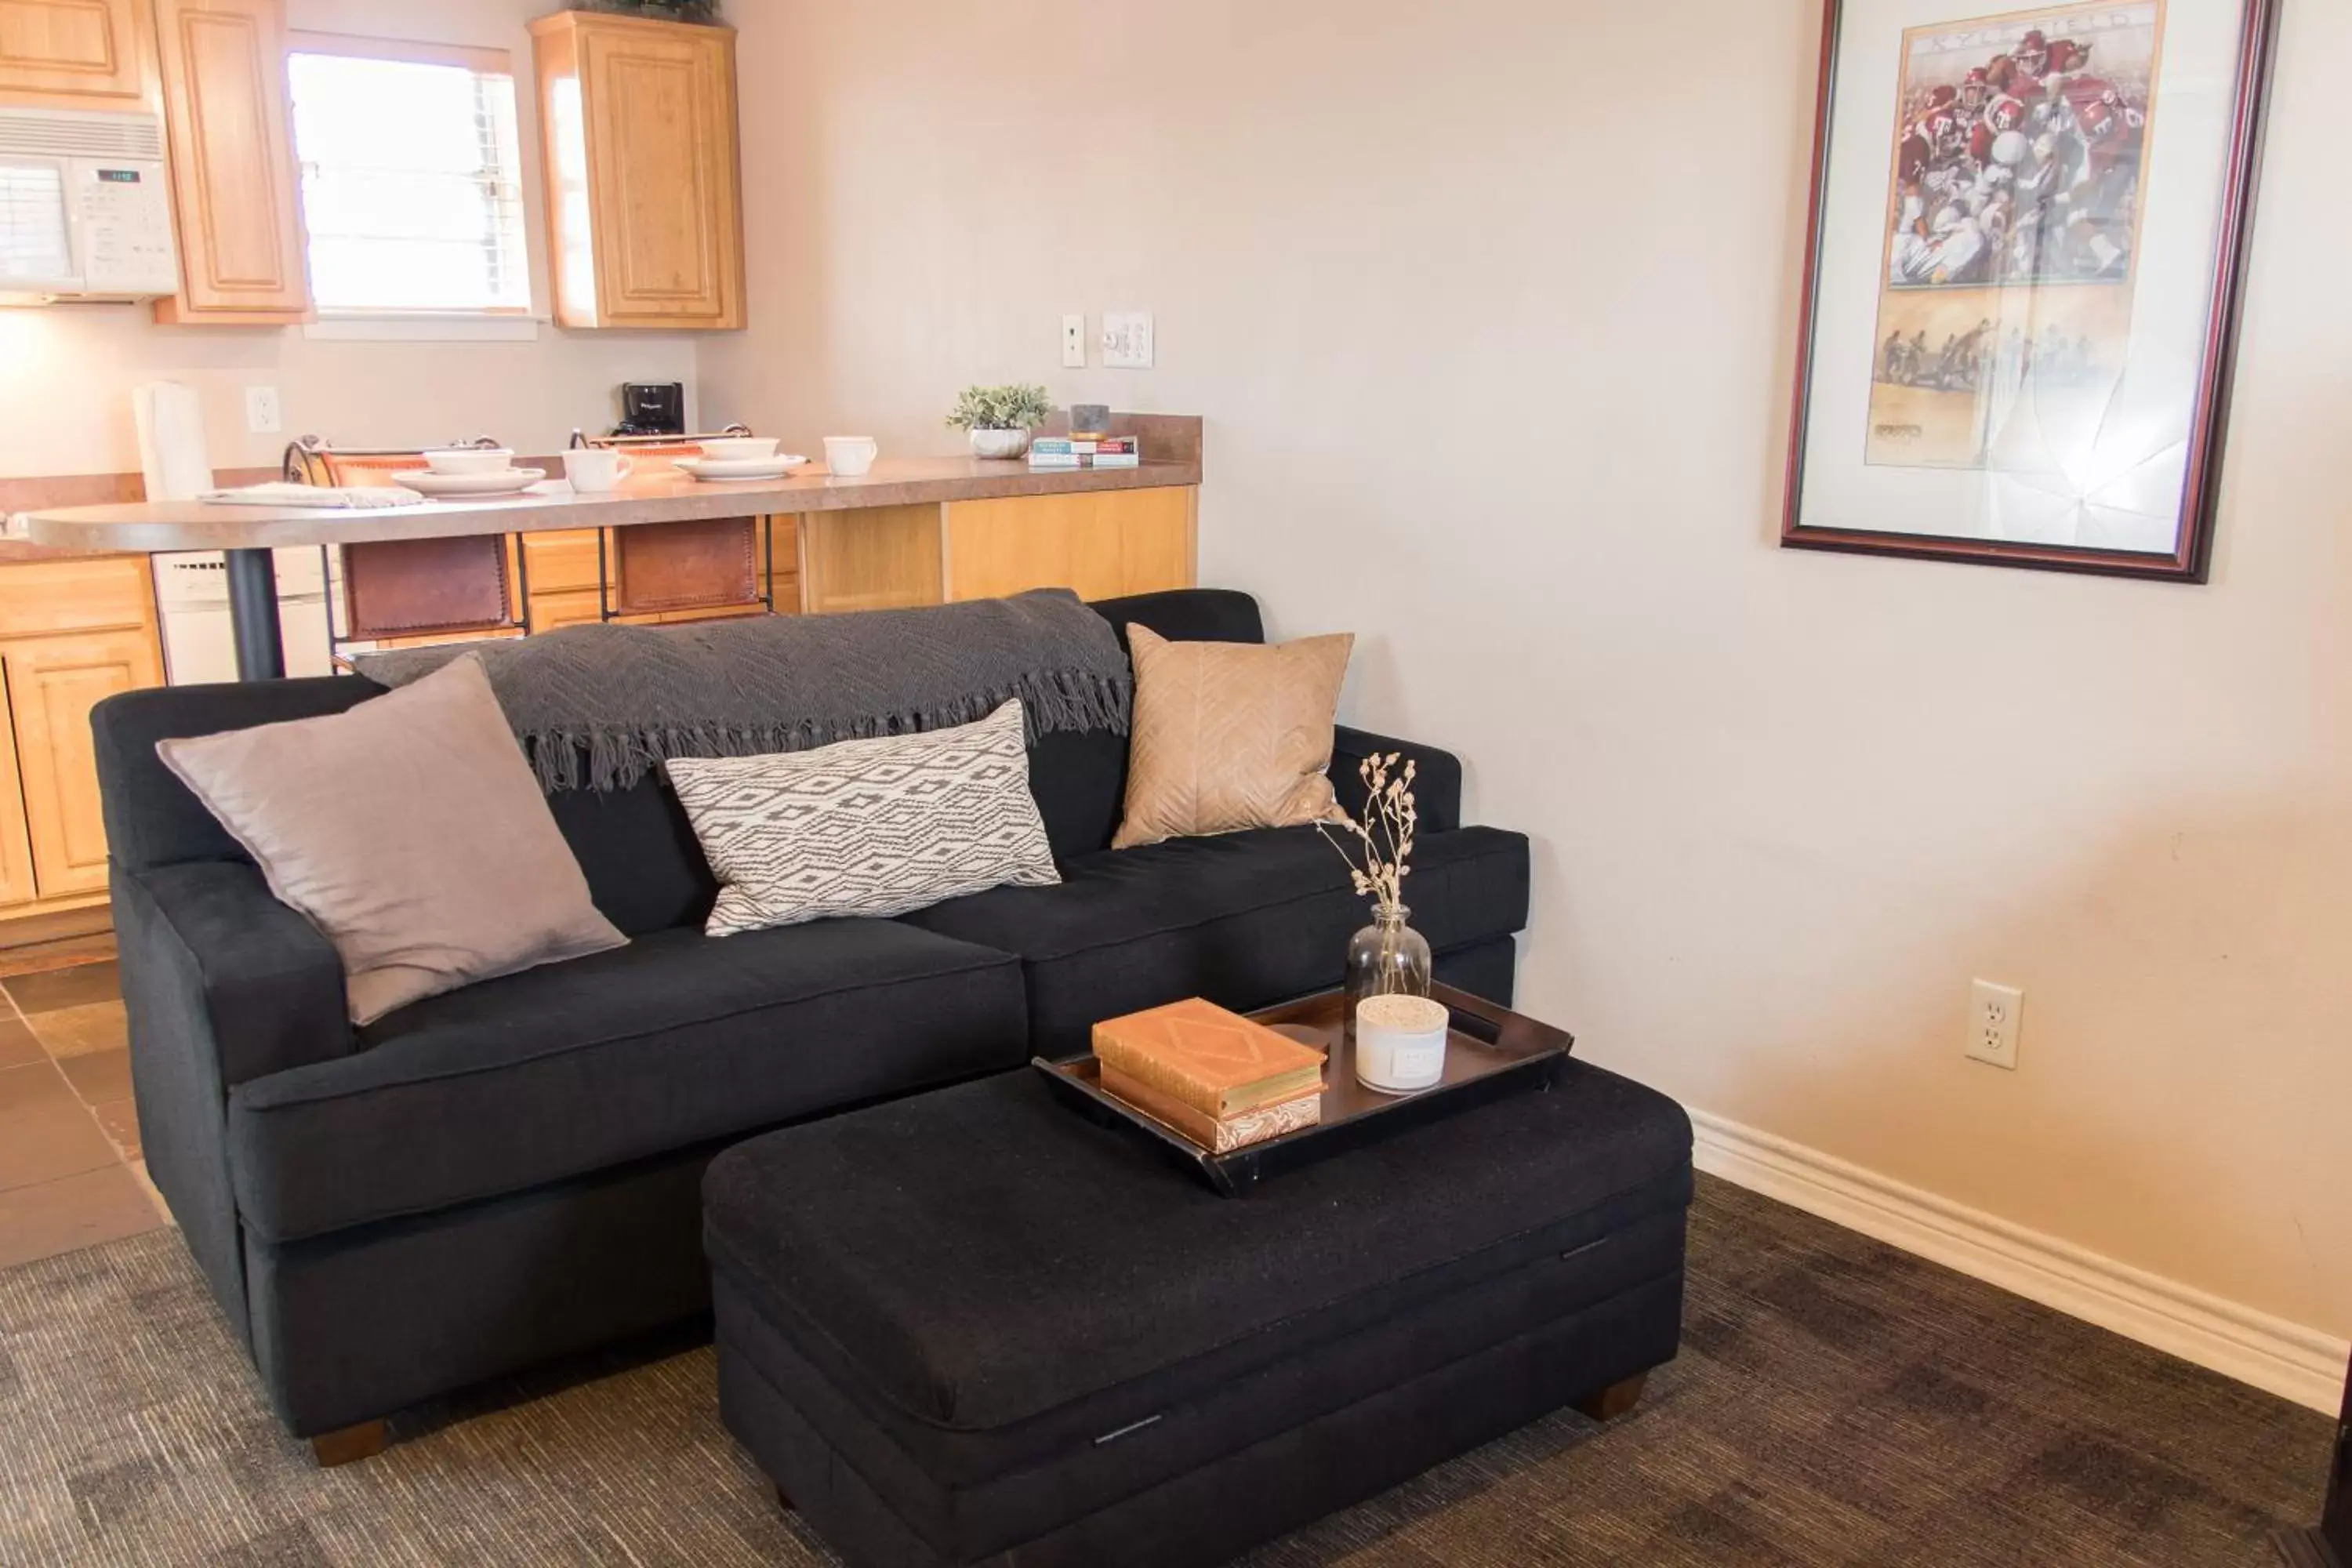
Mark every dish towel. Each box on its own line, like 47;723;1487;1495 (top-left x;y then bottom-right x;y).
199;483;427;508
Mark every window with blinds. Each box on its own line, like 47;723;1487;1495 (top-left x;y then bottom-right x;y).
286;38;531;314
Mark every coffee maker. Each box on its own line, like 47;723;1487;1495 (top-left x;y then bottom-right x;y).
612;382;686;437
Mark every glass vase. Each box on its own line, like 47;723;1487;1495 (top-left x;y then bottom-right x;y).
1345;907;1433;1038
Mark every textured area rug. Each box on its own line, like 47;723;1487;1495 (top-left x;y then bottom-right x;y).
0;1177;2328;1566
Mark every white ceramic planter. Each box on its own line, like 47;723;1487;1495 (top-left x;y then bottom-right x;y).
968;428;1033;460
1354;993;1450;1093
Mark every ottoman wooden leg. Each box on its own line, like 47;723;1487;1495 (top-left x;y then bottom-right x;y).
309;1419;388;1468
775;1481;795;1513
1574;1373;1649;1422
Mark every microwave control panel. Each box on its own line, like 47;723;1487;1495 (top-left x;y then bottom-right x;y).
71;158;178;296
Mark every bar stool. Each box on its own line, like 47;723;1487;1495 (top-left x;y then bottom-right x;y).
575;426;777;622
285;436;529;660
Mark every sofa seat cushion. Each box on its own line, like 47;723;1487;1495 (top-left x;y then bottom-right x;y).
899;825;1531;1058
228;920;1029;1243
702;1065;1693;1496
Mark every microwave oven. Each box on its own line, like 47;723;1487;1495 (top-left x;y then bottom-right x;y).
0;106;178;303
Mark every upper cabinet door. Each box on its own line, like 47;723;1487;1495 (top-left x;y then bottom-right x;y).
150;0;310;323
0;0;147;100
531;11;743;330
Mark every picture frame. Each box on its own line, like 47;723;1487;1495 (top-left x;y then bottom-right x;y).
1780;0;2283;582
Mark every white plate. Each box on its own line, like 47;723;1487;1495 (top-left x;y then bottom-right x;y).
393;467;548;498
675;456;807;482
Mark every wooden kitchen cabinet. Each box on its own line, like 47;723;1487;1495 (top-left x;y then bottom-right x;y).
149;0;310;323
0;558;164;927
800;506;943;617
0;666;38;910
529;9;743;330
0;0;148;101
945;488;1198;604
5;627;163;899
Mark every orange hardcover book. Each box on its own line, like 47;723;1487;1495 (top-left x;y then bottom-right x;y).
1100;1064;1322;1154
1090;996;1327;1118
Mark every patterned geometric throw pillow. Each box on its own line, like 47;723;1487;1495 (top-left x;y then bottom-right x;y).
666;699;1061;938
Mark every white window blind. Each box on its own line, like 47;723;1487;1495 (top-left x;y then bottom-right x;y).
287;45;529;314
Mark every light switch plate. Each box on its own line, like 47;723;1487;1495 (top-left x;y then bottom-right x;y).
1101;311;1154;369
1062;314;1087;368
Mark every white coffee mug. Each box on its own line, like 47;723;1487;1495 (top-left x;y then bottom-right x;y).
824;435;879;477
561;448;635;493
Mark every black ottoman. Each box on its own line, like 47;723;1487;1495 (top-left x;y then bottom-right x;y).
703;1062;1692;1568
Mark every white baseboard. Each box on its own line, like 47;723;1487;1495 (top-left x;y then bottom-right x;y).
1689;1109;2348;1415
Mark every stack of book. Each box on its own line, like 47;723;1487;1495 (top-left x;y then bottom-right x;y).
1029;435;1141;470
1091;997;1327;1154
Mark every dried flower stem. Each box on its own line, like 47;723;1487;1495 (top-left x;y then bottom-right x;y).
1319;752;1417;922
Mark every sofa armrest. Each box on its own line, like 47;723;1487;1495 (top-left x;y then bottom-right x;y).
117;861;354;1090
1330;727;1464;835
110;861;354;1348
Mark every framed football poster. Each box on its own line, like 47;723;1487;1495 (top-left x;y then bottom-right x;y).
1782;0;2281;580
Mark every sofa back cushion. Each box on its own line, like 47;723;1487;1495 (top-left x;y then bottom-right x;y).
93;589;1272;932
96;676;383;874
98;676;729;939
1029;590;1271;860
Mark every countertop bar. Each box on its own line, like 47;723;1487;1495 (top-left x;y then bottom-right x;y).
19;456;1200;554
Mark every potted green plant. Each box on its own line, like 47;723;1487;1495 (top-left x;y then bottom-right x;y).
946;384;1053;460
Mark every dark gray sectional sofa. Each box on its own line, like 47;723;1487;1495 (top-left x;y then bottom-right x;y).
90;589;1534;1453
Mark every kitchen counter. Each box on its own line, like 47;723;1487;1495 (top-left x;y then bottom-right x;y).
0;539;135;564
20;456;1201;554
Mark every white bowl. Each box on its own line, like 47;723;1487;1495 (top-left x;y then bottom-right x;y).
423;447;517;476
698;437;780;463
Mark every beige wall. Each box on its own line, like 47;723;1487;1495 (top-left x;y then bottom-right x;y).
702;0;2352;1354
0;0;700;481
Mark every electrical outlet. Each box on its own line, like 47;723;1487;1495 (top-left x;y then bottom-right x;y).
1101;310;1154;369
245;385;282;435
1062;314;1087;368
1967;980;2023;1070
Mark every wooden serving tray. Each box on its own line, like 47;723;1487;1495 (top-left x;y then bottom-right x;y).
1033;985;1573;1196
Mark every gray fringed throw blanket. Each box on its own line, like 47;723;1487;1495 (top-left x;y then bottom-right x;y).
353;589;1132;793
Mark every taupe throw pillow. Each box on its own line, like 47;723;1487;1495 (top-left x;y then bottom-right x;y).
666;699;1060;938
158;656;626;1025
1112;624;1355;851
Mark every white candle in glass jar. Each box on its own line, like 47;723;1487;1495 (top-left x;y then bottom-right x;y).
1354;993;1450;1093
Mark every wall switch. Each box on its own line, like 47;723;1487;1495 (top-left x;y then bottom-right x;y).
1101;310;1154;369
1062;314;1087;368
1966;981;2023;1070
245;385;282;435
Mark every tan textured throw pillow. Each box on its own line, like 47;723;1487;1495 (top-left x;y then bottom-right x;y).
1113;624;1355;850
158;656;626;1025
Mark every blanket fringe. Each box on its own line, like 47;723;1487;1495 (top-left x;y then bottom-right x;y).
521;667;1131;793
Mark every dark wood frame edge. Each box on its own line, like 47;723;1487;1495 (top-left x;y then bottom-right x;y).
1777;0;2285;584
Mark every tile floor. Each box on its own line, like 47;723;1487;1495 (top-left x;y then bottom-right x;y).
0;942;171;1269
